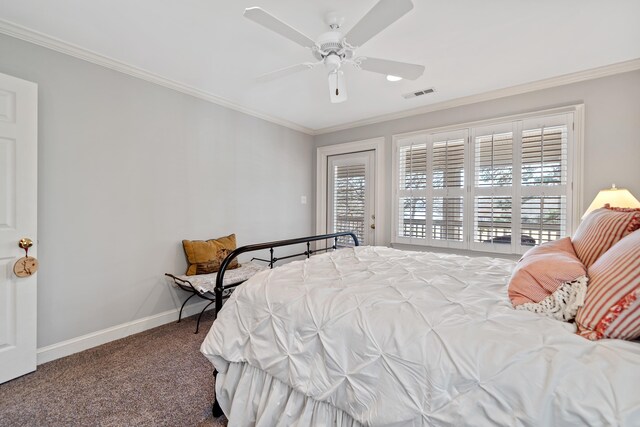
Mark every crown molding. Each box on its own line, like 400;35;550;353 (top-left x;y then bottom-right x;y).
0;18;315;135
1;18;638;137
311;58;640;135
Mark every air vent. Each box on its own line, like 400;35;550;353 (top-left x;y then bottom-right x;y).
403;88;435;99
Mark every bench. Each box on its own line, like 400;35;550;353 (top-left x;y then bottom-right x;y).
165;262;267;333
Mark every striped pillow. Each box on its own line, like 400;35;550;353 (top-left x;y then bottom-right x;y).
604;204;640;213
576;230;640;340
572;207;640;268
508;237;587;321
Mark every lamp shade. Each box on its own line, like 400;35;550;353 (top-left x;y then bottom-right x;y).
582;184;640;219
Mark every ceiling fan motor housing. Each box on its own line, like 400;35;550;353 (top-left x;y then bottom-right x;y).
317;32;344;54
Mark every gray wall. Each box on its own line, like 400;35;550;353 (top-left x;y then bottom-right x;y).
0;34;314;348
315;70;640;245
2;30;638;348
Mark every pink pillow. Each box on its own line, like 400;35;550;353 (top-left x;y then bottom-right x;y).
572;207;640;268
509;237;587;321
576;230;640;340
604;204;640;213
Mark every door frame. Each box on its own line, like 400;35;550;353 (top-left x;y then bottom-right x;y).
316;137;386;245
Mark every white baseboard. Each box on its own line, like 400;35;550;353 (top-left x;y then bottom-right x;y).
36;301;213;365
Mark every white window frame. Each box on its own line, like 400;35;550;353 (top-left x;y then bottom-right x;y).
391;105;584;254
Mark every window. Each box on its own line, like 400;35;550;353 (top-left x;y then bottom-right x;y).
397;140;427;239
432;133;465;243
332;163;366;244
392;109;581;254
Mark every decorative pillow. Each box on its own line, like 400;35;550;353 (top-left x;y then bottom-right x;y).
508;237;588;321
576;230;640;340
604;203;640;213
182;234;239;276
571;207;640;269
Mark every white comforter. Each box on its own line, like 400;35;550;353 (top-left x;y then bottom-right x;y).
201;246;640;426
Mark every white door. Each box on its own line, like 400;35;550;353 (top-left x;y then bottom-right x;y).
327;151;375;245
0;72;38;384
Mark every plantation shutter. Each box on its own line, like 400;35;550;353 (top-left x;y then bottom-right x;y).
396;139;428;242
472;124;515;251
430;131;466;245
519;114;570;248
392;109;576;255
332;163;366;245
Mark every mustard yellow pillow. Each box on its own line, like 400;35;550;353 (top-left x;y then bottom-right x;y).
182;234;239;276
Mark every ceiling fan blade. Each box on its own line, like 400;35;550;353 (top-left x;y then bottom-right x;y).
357;57;425;80
344;0;414;48
244;7;317;49
256;63;316;83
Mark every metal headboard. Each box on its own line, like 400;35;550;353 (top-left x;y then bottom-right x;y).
213;231;359;314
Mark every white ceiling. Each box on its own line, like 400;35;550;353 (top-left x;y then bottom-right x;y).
1;0;639;133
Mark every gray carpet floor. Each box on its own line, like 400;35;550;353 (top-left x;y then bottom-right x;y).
0;311;227;427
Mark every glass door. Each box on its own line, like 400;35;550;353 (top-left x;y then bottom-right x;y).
327;151;375;246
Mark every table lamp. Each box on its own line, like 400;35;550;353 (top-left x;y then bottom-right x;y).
582;184;640;219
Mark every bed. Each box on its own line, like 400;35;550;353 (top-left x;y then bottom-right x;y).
200;241;640;426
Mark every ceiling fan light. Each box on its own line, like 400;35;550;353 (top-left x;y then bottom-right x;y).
328;70;347;103
386;75;402;82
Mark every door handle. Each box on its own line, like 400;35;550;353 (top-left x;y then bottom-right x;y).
19;238;33;250
370;224;376;230
14;237;38;277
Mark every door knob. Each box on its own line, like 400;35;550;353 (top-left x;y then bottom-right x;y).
14;237;38;277
370;224;376;230
19;238;33;250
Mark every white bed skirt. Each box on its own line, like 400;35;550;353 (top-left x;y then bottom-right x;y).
216;362;362;427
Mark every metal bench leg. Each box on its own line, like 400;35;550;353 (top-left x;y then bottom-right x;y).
177;293;196;323
195;300;215;334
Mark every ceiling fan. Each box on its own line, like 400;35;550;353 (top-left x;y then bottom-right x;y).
244;0;425;103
